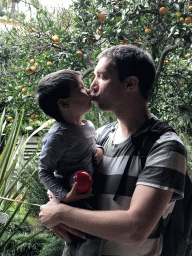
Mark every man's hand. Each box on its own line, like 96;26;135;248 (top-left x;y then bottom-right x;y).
52;224;86;243
61;182;92;203
39;198;87;242
93;147;103;165
39;200;61;228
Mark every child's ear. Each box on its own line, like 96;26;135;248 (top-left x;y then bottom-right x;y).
57;99;70;109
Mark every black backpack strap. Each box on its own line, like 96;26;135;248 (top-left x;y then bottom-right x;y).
113;146;137;201
113;118;176;201
96;121;118;145
138;119;176;169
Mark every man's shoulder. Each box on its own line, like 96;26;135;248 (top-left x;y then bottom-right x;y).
154;130;187;157
146;116;185;146
148;117;186;152
85;119;95;129
95;121;117;140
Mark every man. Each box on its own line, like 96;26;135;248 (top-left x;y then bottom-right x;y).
39;45;187;256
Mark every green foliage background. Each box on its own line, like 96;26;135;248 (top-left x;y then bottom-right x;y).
0;0;191;134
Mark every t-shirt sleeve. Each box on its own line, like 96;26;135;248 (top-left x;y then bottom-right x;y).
95;125;106;141
38;132;69;201
88;121;104;150
137;132;187;200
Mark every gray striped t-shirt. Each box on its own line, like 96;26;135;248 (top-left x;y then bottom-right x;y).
95;118;187;256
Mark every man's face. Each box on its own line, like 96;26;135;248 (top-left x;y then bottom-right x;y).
90;57;123;112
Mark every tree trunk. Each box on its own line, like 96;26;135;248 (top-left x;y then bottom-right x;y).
10;0;16;19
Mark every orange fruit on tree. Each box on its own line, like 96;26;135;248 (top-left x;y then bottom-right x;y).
173;115;177;120
31;114;35;119
121;39;128;45
34;63;38;66
145;28;150;34
30;93;34;96
34;115;39;119
31;66;36;72
97;13;105;22
164;60;169;65
179;82;184;87
189;6;192;11
185;54;189;59
176;12;180;17
185;17;192;24
76;51;83;57
47;61;52;66
7;116;13;121
159;7;167;14
30;59;35;64
22;88;26;93
26;67;31;73
52;35;59;41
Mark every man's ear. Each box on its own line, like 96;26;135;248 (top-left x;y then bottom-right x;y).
57;99;70;109
126;76;139;88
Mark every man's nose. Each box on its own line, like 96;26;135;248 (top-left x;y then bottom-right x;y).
90;78;96;91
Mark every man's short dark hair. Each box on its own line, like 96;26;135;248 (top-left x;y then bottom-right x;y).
36;70;81;121
98;45;156;101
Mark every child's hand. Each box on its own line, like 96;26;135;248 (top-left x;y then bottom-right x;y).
93;147;103;165
61;182;92;203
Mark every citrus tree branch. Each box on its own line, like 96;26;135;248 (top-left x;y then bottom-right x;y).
154;44;182;85
82;67;95;79
138;9;159;15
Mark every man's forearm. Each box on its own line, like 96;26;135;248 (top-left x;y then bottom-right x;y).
55;203;145;244
40;185;173;245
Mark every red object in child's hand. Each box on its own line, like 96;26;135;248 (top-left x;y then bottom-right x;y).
75;170;93;194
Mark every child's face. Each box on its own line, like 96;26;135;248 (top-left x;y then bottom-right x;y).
69;76;93;115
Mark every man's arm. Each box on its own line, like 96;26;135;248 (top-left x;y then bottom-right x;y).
39;184;173;244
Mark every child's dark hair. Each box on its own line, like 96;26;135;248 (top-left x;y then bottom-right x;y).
37;70;81;121
98;45;156;101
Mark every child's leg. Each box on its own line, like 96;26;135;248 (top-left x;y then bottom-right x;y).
62;242;76;256
76;236;104;256
62;236;104;256
62;200;103;256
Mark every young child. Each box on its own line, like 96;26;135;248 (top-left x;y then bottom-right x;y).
37;69;104;256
